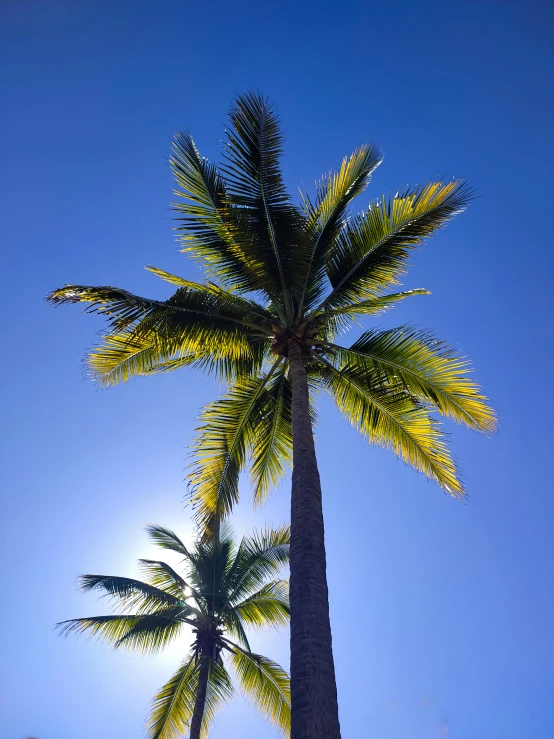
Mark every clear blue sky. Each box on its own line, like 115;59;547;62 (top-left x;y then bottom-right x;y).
2;1;553;737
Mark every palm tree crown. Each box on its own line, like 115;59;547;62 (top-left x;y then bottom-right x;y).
48;92;495;532
57;523;291;738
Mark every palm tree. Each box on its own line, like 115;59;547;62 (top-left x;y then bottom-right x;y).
48;92;496;739
57;523;291;739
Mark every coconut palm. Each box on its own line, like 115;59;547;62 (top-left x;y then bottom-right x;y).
48;92;496;739
57;523;291;739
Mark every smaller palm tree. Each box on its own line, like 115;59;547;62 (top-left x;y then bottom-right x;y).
57;523;291;739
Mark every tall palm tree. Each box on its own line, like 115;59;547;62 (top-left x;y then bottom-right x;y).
57;523;291;739
48;92;496;739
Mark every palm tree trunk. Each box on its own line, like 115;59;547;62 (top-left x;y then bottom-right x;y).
189;653;211;739
288;338;341;739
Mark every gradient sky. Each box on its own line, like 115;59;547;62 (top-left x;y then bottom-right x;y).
2;1;553;738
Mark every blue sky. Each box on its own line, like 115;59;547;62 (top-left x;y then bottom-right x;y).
1;1;553;737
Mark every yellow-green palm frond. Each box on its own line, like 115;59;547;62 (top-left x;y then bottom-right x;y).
188;360;284;531
227;646;291;735
56;611;185;653
78;574;184;614
170;131;269;297
299;143;383;312
145;265;275;323
249;367;293;505
47;283;270;384
316;355;464;495
147;657;234;739
147;657;233;739
232;580;290;629
147;656;198;739
317;180;473;313
330;327;496;432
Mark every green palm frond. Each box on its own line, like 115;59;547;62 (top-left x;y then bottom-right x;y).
145;525;195;560
233;580;290;629
148;654;233;739
223;609;252;652
138;560;187;599
200;660;235;737
47;283;269;384
329;327;496;432
147;655;199;739
223;92;305;310
317;180;473;312
170;131;269;297
227;645;291;735
248;366;293;504
56;611;184;653
226;525;290;603
316;355;463;495
299;143;383;312
188;359;284;531
78;574;183;613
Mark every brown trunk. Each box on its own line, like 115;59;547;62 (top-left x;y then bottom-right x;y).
288;338;342;739
189;652;211;739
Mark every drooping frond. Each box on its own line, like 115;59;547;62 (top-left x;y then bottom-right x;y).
78;574;183;613
330;328;496;432
56;611;184;653
223;92;305;309
226;525;290;603
248;366;293;504
47;283;270;385
232;580;290;629
227;646;291;735
317;180;473;312
188;359;284;532
170;131;269;297
113;610;189;654
299;144;383;312
315;355;464;495
147;655;203;739
201;660;235;736
148;652;233;739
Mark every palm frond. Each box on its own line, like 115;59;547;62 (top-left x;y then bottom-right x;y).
147;655;198;739
78;574;183;613
200;660;234;737
316;355;464;495
138;560;187;599
319;288;430;335
226;524;290;603
223;92;305;309
170;131;271;298
47;283;269;384
232;580;290;629
329;327;496;432
227;645;291;735
249;366;293;504
113;610;188;654
188;359;284;532
299;144;383;312
145;525;195;560
317;180;473;312
56;611;184;653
